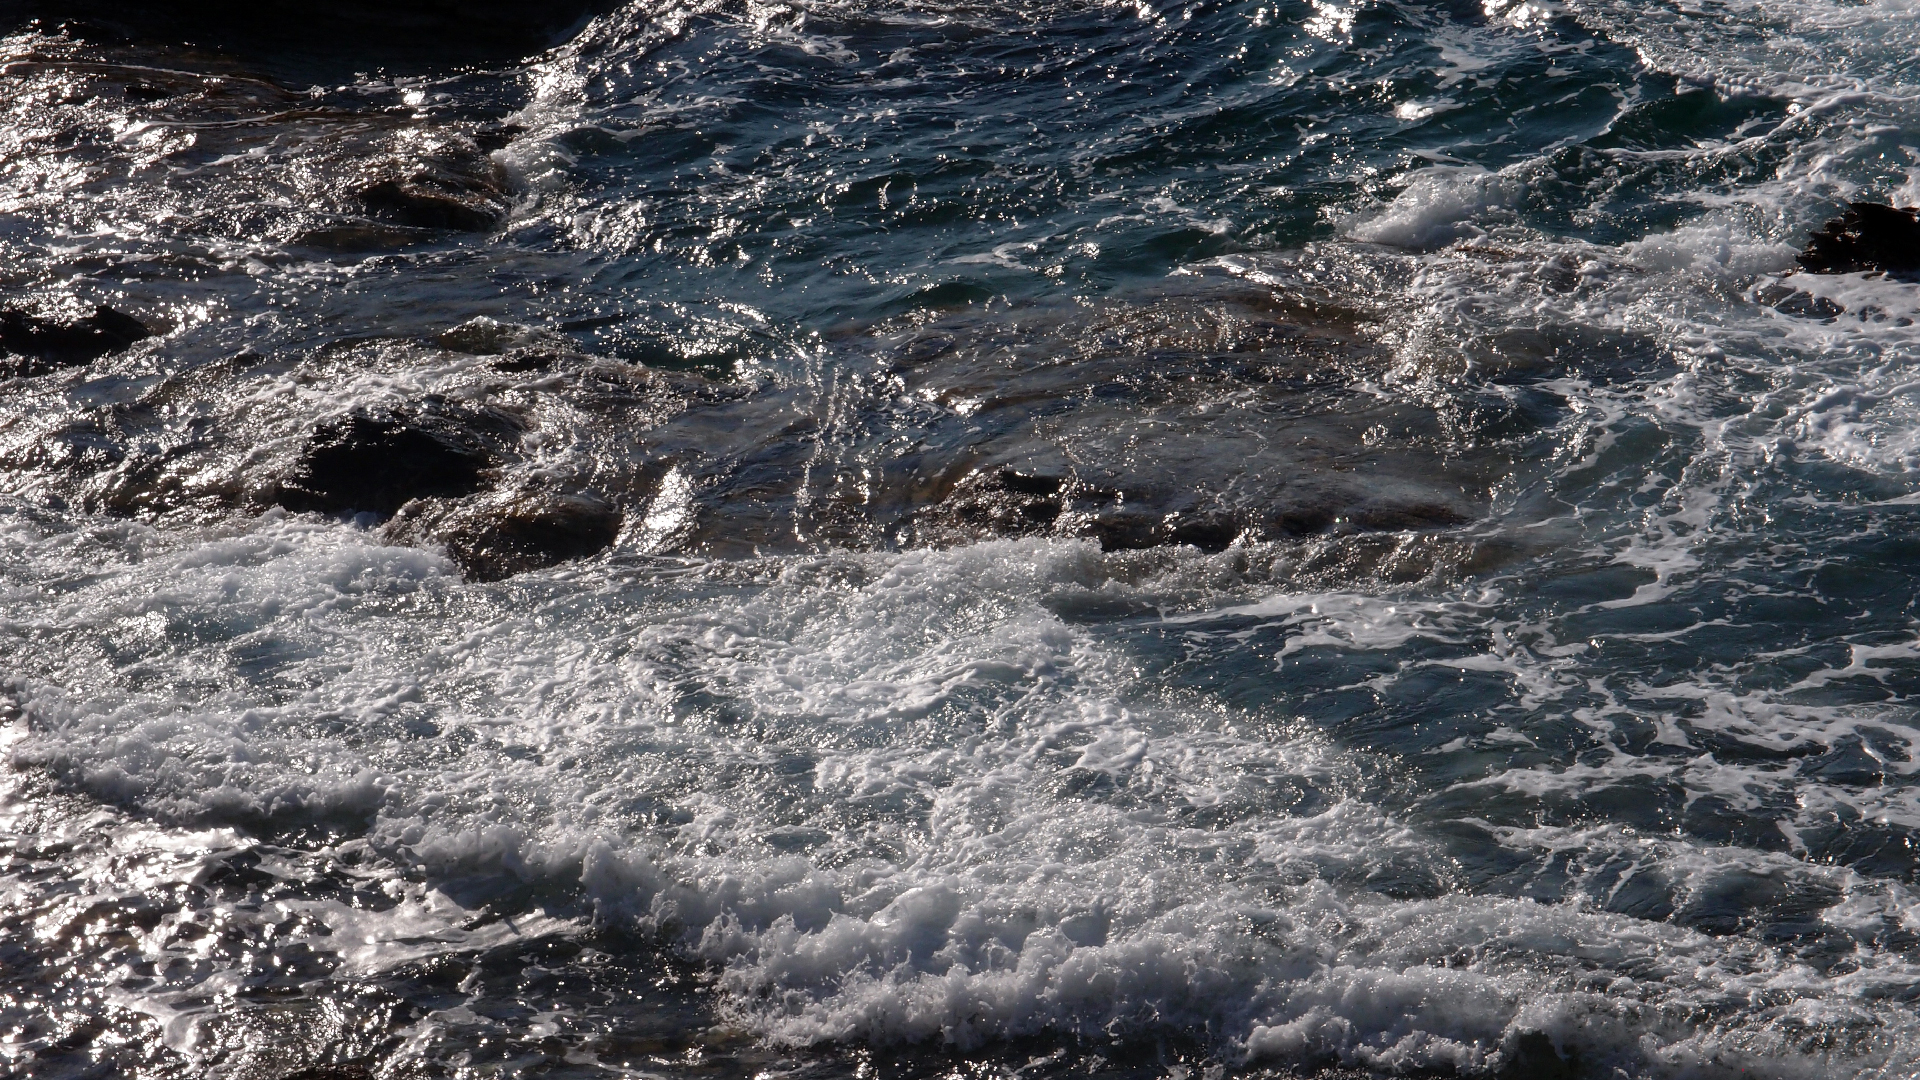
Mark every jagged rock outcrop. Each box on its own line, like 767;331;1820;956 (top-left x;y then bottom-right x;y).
0;306;150;377
274;401;522;518
350;132;510;233
1799;202;1920;279
904;464;1469;554
385;488;624;581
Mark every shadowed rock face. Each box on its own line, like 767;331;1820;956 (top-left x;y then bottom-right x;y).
1799;202;1920;279
351;133;511;234
921;465;1469;554
0;306;150;377
274;403;521;518
386;489;625;582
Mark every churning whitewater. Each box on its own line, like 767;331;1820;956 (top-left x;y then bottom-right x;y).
5;0;1920;1077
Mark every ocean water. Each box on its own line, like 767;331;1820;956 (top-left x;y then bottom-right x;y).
4;0;1920;1077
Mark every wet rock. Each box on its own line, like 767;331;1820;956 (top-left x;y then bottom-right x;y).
431;317;590;373
0;279;1501;580
908;463;1470;554
289;222;439;252
385;488;623;581
838;288;1488;557
908;467;1250;553
1799;202;1920;278
0;306;150;376
1755;281;1843;321
472;123;527;153
7;31;518;253
351;133;509;233
434;316;563;356
1087;507;1245;553
1498;1031;1581;1080
919;467;1070;540
288;130;515;248
611;284;1501;561
93;442;225;518
42;18;135;44
1801;737;1886;786
275;401;521;518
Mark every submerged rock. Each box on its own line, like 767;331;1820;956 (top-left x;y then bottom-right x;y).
0;285;1512;583
350;133;510;233
274;401;521;518
562;283;1508;562
908;462;1471;554
0;306;150;376
386;488;623;581
289;129;518;248
1755;281;1844;321
843;288;1489;556
1798;202;1920;278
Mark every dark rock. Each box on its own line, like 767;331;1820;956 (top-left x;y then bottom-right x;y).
386;489;623;581
1498;1031;1581;1080
1799;202;1920;278
433;317;584;372
0;306;150;376
275;402;520;518
353;134;509;233
1802;737;1885;787
1164;512;1244;552
1082;504;1265;554
1348;501;1473;531
923;467;1078;544
434;317;552;356
491;350;568;374
1082;508;1167;552
1078;496;1465;553
472;123;527;152
357;179;503;232
12;417;125;475
94;445;209;518
1756;281;1844;321
899;457;1471;556
629;284;1500;561
999;468;1064;496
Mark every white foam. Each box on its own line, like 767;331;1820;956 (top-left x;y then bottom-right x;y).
6;515;1920;1075
1347;167;1525;250
1623;221;1799;279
